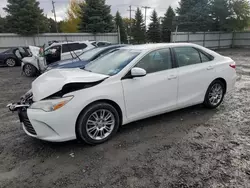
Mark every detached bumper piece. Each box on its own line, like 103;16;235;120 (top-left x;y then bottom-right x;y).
7;103;36;135
19;110;37;135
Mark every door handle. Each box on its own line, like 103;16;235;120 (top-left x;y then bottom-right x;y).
207;66;214;70
168;75;177;80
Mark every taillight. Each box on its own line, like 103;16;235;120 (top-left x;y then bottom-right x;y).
229;63;236;69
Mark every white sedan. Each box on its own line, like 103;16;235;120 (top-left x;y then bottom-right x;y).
8;43;236;145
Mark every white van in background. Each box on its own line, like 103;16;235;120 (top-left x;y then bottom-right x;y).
21;41;96;77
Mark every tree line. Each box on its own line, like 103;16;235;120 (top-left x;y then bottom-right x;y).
0;0;249;44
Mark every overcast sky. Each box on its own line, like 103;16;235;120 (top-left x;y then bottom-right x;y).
0;0;179;23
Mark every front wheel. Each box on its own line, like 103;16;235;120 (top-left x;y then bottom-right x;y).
204;80;225;109
23;64;37;77
76;102;120;145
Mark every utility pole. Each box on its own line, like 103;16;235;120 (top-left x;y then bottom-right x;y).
127;5;135;44
142;6;151;30
52;0;58;33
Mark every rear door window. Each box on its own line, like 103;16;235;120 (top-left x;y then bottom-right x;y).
78;43;87;50
62;43;79;53
173;47;202;67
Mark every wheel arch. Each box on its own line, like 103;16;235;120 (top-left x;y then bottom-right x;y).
75;99;123;139
213;77;227;93
22;63;39;73
4;57;17;64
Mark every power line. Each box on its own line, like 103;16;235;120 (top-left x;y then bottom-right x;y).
142;6;151;29
127;5;135;44
51;0;58;33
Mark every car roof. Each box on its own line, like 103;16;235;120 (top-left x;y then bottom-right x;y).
100;44;127;49
97;41;112;43
49;41;91;47
120;43;203;51
119;43;220;58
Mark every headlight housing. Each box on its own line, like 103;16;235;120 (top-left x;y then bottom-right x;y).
30;96;73;112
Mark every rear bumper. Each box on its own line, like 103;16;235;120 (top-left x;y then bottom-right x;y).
227;72;237;93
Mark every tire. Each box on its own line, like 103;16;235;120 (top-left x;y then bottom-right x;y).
76;102;120;145
23;64;37;77
204;80;226;109
5;58;16;67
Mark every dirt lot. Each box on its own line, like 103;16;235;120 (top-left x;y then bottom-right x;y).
0;48;250;188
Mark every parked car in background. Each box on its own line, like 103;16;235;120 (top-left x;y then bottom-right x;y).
45;44;127;71
48;40;73;46
90;41;112;47
0;47;31;67
8;43;236;145
22;41;96;77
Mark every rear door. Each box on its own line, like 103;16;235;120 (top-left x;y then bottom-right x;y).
173;46;216;108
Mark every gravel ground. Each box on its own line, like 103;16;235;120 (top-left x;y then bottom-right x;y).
0;48;250;188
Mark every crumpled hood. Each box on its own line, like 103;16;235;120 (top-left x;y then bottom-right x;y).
29;46;40;57
32;68;109;101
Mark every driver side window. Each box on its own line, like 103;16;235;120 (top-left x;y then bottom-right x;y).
135;48;172;74
45;46;61;56
14;49;22;59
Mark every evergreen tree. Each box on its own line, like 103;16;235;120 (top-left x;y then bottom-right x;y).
115;11;127;43
210;0;250;31
210;0;231;31
0;16;7;33
132;8;146;44
147;10;161;43
230;0;250;31
176;0;212;31
78;0;114;33
4;0;47;35
47;18;58;33
162;6;175;42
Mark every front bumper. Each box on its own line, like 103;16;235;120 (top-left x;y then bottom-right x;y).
7;103;77;142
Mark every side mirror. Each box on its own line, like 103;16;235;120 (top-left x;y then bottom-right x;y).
131;67;147;78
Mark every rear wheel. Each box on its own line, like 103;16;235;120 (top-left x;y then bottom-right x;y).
23;64;37;77
5;58;16;67
76;102;120;145
204;80;225;109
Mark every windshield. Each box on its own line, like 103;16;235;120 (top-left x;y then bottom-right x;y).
79;48;106;61
84;49;141;76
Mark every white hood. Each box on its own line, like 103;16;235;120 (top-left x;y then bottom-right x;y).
29;46;40;57
22;46;41;64
32;69;109;101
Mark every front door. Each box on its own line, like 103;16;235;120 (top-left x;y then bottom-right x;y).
45;45;61;64
122;48;178;121
173;46;217;108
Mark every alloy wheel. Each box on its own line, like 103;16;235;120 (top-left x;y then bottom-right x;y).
86;109;115;141
208;83;223;106
6;59;16;67
24;65;32;76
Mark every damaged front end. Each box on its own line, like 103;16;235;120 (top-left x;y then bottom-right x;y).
7;90;33;112
7;90;37;135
